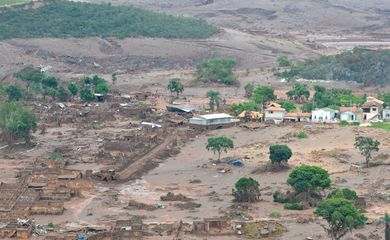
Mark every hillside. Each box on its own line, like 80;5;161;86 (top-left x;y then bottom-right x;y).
0;0;217;39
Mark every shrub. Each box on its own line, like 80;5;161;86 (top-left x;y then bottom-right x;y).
277;56;290;67
233;177;261;203
80;88;94;102
49;152;62;161
47;222;55;228
269;210;281;217
287;165;331;194
327;188;358;201
297;131;308;139
284;203;304;210
196;58;238;85
339;120;349;126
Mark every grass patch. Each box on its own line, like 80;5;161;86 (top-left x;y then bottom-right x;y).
0;0;29;6
284;202;304;210
0;0;217;39
371;122;390;132
297;131;308;139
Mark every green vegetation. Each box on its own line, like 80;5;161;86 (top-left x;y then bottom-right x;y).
0;101;37;146
286;83;310;103
0;0;29;6
277;56;291;67
297;131;308;139
49;152;62;161
380;92;390;107
0;0;217;39
354;136;380;167
196;58;238;85
233;177;261;203
302;85;365;112
206;90;222;111
277;49;390;85
47;222;55;229
269;144;292;165
230;101;259;116
206;136;234;161
244;83;255;98
287;165;331;194
284;202;304;210
371;122;390;132
327;188;358;201
5;84;24;101
315;198;367;240
276;100;296;112
269;210;281;217
80;88;94;102
385;212;390;240
167;78;184;97
251;86;276;105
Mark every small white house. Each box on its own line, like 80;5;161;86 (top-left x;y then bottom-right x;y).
264;103;286;123
362;97;384;122
383;107;390;122
339;107;362;123
311;108;338;123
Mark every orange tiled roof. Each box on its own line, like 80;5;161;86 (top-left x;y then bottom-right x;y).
339;107;360;113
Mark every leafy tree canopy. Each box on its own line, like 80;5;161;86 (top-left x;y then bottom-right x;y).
277;56;290;67
287;165;331;193
251;86;276;105
42;77;59;88
206;90;222;112
244;83;255;98
67;82;78;96
286;83;310;103
315;198;367;240
206;136;234;161
230;101;259;116
80;88;95;102
327;188;358;201
354;136;380;167
233;177;261;203
95;83;109;94
269;144;292;164
276;100;296;112
5;84;24;101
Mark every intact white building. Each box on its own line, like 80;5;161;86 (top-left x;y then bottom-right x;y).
362;97;384;122
311;108;338;123
383;107;390;122
264;102;286;123
339;107;362;123
189;113;239;129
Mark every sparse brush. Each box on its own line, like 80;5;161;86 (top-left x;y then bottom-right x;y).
297;131;308;139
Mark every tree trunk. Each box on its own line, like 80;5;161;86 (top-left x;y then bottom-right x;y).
218;151;221;161
366;156;370;168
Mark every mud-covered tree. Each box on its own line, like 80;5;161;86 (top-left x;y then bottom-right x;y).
269;144;292;165
315;198;367;240
67;82;78;99
167;78;184;97
286;83;310;103
0;101;37;146
206;136;234;161
354;136;380;167
233;177;261;203
206;90;221;111
244;83;254;98
5;84;23;101
287;165;331;201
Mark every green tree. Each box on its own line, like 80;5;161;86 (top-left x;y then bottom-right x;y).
301;100;317;112
276;100;296;112
286;83;310;103
14;67;45;93
269;144;292;165
95;83;109;94
314;198;367;240
56;86;69;101
233;177;261;203
5;84;23;101
354;136;380;167
0;84;5;96
80;88;95;102
167;78;184;97
230;101;259;116
206;136;234;161
206;90;221;111
196;58;238;85
0;101;37;146
42;76;58;88
67;82;78;97
251;86;276;106
287;165;331;195
244;83;255;98
46;87;58;100
277;56;290;67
